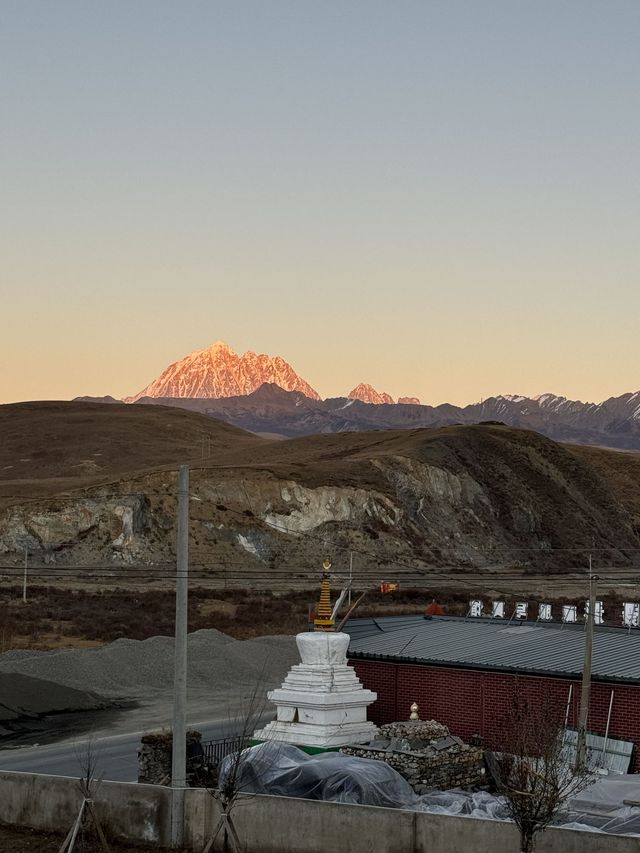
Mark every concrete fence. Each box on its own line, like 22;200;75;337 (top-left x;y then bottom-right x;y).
0;771;171;846
0;770;637;852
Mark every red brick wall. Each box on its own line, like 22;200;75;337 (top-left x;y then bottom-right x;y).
351;658;640;770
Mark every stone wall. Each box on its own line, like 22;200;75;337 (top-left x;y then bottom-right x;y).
341;719;485;792
138;730;207;786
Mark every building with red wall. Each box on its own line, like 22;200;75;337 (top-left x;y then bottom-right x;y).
347;615;640;771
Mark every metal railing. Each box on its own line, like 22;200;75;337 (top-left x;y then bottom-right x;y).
202;735;249;767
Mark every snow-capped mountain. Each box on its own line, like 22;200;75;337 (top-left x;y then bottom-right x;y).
129;386;640;450
115;340;640;449
347;383;395;405
128;341;320;402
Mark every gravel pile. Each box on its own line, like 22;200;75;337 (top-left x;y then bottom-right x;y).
0;630;298;701
0;672;108;728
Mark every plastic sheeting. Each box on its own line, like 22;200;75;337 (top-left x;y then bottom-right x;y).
218;742;419;809
563;775;640;835
218;742;640;836
416;789;510;821
413;779;640;836
416;787;640;835
572;774;640;811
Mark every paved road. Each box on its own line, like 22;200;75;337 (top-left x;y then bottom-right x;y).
0;713;274;782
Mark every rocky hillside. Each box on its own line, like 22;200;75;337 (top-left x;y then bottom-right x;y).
1;402;639;580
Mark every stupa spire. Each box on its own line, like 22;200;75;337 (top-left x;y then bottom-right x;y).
313;559;335;631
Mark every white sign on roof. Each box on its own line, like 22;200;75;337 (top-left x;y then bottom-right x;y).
469;599;483;618
584;600;605;625
538;603;552;621
623;603;639;628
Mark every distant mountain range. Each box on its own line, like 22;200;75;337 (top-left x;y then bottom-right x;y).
77;340;640;450
118;384;640;451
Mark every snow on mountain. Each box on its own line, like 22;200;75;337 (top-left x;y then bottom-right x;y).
128;341;320;402
398;396;421;405
534;393;574;409
347;383;395;405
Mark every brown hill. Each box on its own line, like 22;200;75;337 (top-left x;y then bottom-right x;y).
217;422;640;554
1;403;639;583
0;400;263;502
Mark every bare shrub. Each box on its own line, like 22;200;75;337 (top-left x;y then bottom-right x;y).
490;694;594;853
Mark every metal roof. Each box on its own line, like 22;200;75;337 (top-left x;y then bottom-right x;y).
347;616;640;684
345;615;426;642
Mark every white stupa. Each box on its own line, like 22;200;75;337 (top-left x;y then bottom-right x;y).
254;561;378;748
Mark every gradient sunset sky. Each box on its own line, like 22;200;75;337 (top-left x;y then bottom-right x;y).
2;1;638;406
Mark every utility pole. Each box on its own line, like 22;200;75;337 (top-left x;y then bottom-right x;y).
575;557;597;770
171;464;189;848
23;549;28;604
348;552;353;607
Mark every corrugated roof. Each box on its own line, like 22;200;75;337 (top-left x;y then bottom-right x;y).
345;615;425;642
347;616;640;683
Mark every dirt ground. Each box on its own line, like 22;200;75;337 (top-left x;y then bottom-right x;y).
0;823;171;852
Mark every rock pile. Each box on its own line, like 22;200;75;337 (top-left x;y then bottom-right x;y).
138;729;205;786
341;719;485;793
379;719;449;741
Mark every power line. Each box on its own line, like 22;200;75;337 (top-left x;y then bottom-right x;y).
5;486;640;559
2;489;640;584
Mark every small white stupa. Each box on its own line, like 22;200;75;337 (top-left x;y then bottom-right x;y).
254;560;378;748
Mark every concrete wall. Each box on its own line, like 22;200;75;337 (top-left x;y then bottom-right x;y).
201;794;640;853
416;811;639;853
0;771;172;847
0;770;638;853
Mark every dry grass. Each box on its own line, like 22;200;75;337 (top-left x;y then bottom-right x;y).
0;400;264;506
0;585;633;651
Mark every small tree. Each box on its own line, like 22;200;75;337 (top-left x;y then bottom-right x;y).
202;666;277;853
59;739;110;853
491;694;594;853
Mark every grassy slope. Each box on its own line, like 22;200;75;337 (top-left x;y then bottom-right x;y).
0;400;264;504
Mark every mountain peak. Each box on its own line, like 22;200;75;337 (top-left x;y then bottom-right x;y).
348;383;395;405
207;340;235;355
128;341;320;402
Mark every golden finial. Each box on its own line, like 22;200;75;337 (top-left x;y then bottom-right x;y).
313;558;335;631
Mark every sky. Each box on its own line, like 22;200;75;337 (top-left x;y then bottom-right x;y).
1;0;639;406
